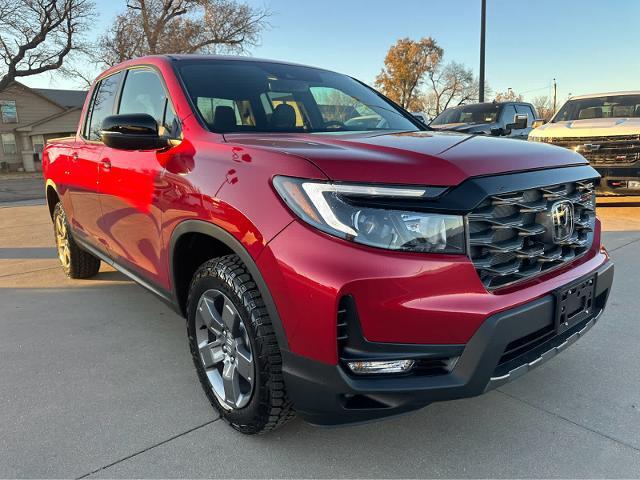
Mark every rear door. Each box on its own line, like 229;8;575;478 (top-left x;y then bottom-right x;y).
68;71;123;250
98;67;181;287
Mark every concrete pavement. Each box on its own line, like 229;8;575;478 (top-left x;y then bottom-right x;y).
0;176;45;204
0;204;639;478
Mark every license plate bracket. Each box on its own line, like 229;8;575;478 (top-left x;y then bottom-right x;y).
555;275;596;335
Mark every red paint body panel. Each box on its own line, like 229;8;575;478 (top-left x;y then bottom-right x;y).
226;131;588;186
42;55;610;372
258;219;608;364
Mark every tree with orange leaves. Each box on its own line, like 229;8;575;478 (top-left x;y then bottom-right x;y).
375;37;443;110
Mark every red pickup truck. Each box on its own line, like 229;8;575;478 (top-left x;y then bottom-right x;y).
43;55;614;434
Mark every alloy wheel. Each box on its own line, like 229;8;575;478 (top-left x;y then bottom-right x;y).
195;289;255;410
55;214;71;270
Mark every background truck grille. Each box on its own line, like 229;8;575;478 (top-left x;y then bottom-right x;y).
544;135;640;166
468;179;596;289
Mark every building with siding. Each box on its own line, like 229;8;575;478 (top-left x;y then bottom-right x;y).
0;82;86;172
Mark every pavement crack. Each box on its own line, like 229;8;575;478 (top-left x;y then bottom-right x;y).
609;236;640;253
75;419;220;479
0;266;59;279
496;389;640;453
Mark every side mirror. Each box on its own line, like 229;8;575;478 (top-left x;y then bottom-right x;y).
412;113;427;124
101;114;169;151
507;114;528;131
532;119;546;129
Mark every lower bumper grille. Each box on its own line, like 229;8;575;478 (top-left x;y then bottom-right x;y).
468;178;597;289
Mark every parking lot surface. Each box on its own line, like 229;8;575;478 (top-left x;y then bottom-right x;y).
0;176;45;204
0;201;639;478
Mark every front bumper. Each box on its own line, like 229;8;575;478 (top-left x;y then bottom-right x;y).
594;166;640;195
282;261;614;426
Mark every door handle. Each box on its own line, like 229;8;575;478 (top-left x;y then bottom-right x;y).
100;159;111;171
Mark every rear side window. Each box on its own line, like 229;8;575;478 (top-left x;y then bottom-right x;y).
84;71;123;141
118;68;180;138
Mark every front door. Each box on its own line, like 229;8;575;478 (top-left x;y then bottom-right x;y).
98;67;181;288
67;71;123;250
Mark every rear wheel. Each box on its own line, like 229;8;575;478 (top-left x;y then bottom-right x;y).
53;203;101;279
187;255;295;434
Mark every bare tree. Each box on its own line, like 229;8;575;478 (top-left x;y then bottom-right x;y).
494;89;523;102
0;0;94;91
426;61;476;116
531;95;554;120
375;37;443;110
99;0;270;66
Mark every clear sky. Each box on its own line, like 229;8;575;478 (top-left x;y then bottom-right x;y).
21;0;640;104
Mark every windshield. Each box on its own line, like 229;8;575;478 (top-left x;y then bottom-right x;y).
553;95;640;122
431;104;500;126
177;60;421;134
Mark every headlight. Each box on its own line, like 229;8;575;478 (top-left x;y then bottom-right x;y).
273;176;465;254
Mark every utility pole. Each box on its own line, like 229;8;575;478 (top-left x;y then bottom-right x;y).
553;78;557;114
479;0;486;102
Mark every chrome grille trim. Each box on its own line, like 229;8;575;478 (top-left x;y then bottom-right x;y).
467;179;597;290
542;134;640;166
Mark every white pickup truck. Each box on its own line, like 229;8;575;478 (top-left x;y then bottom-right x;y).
529;91;640;195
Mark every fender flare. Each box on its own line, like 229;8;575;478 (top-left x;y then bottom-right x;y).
169;219;290;351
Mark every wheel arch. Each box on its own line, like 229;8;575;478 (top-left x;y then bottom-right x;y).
169;220;289;351
45;179;60;219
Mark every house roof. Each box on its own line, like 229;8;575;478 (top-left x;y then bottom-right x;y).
32;88;87;108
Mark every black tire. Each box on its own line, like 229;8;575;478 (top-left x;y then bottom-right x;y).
52;202;101;279
187;254;295;434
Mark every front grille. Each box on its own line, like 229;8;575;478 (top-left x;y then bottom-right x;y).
468;179;597;289
544;135;640;166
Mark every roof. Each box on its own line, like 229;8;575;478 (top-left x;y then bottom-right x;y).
570;91;640;100
32;88;87;108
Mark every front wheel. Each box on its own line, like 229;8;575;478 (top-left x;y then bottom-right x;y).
186;255;295;434
53;203;101;279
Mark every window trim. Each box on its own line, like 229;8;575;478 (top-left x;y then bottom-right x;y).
80;63;181;144
171;61;426;135
117;66;181;140
0;100;18;124
81;70;124;143
1;132;17;155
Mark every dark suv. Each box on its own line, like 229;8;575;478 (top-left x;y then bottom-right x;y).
430;101;538;139
43;55;613;434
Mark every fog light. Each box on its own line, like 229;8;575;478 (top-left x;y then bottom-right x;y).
347;359;415;375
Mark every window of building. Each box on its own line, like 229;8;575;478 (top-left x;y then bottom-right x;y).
31;135;45;153
1;133;17;155
1;100;18;123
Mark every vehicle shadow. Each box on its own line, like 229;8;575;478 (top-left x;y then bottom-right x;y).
0;247;57;259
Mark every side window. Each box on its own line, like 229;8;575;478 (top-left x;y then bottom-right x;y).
515;104;535;125
119;68;181;138
85;71;123;141
501;105;517;126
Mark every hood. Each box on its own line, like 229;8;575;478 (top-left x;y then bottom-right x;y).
430;122;494;134
530;117;640;139
225;131;587;186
